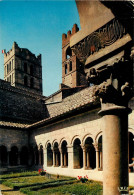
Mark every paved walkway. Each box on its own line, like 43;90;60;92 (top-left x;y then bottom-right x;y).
0;184;24;195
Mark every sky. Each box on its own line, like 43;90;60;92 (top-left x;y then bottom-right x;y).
0;0;80;96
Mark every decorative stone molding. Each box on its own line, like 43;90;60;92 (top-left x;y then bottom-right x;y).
71;19;125;64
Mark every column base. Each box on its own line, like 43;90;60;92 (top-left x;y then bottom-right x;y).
85;166;92;170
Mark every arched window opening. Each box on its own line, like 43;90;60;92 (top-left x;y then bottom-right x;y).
30;65;33;75
47;143;53;166
20;146;28;165
4;66;6;76
73;138;83;169
9;62;11;72
0;146;7;166
12;59;14;69
65;64;67;74
129;132;134;172
30;78;34;88
24;76;28;86
98;135;103;170
7;64;9;74
84;137;96;169
66;47;72;59
24;63;27;73
53;142;60;167
9;146;18;166
61;141;68;167
69;61;72;72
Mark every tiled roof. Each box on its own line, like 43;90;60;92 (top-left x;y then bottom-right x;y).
0;121;28;129
46;86;98;117
28;86;100;129
0;86;99;129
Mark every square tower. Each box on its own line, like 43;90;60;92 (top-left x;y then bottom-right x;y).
62;24;88;88
4;42;42;95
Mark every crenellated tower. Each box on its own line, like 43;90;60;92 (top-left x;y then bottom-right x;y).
62;24;88;88
4;42;42;95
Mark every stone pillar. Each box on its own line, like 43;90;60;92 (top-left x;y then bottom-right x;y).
56;153;58;166
82;147;86;169
93;143;99;170
99;106;129;195
64;153;67;167
59;148;63;167
86;56;133;194
100;150;103;170
67;145;73;169
52;150;55;167
44;148;47;168
87;151;91;169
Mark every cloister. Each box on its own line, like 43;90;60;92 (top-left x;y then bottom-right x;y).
1;132;134;173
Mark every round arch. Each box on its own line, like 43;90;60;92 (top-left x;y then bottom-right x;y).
71;135;81;146
95;131;103;144
82;133;94;146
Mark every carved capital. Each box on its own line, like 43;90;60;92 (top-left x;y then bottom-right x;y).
93;143;99;151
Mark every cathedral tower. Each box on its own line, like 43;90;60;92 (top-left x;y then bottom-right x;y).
4;42;42;95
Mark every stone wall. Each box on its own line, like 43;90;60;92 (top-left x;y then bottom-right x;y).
0;128;28;151
0;79;46;124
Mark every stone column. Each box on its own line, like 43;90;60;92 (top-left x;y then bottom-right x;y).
44;148;47;168
82;146;86;169
100;150;103;170
87;151;91;169
56;153;58;166
99;106;129;195
59;148;63;167
87;57;133;194
67;145;73;169
64;153;67;167
52;150;55;167
93;143;99;170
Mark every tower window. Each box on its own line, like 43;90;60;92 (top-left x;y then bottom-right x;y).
7;64;8;74
4;66;6;76
24;76;28;86
66;47;72;59
30;78;34;88
9;62;11;72
69;61;72;71
65;64;67;74
24;63;27;73
12;59;14;70
30;65;33;75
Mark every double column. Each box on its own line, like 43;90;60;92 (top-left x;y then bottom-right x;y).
82;146;92;169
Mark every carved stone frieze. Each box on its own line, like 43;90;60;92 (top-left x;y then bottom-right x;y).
71;19;125;64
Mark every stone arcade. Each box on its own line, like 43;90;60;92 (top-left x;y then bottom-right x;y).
0;1;134;194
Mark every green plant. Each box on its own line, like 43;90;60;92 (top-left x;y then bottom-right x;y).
77;175;88;183
38;169;46;176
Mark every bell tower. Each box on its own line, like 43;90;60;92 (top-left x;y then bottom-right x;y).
4;42;43;95
62;24;87;88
